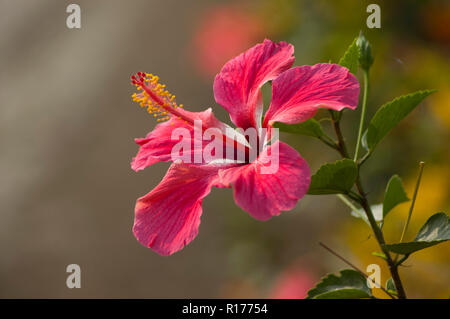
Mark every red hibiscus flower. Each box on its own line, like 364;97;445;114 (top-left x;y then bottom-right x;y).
130;40;359;255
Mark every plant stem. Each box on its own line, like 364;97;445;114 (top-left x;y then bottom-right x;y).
329;110;349;158
399;162;425;243
329;114;407;299
337;194;361;216
395;254;409;267
354;70;369;161
318;136;339;150
394;162;426;264
354;180;407;299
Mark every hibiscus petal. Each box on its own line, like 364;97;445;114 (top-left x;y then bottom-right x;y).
131;118;187;171
133;163;225;256
131;108;231;171
214;39;294;130
263;64;360;127
219;141;310;220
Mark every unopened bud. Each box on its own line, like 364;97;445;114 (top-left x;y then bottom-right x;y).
357;32;374;71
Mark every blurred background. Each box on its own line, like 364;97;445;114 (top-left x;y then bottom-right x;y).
0;0;448;298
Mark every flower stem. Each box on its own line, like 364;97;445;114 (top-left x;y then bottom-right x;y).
329;113;407;299
354;70;369;161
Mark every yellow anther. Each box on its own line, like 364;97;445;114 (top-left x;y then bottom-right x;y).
131;72;182;124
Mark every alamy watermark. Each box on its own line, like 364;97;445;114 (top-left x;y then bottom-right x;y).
66;264;81;288
170;121;280;174
66;4;81;29
366;4;381;29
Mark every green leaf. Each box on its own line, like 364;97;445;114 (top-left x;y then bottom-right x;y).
273;119;326;139
351;204;383;225
307;159;358;195
384;212;450;255
364;90;435;151
307;269;372;299
385;278;398;296
383;175;409;219
338;38;359;75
